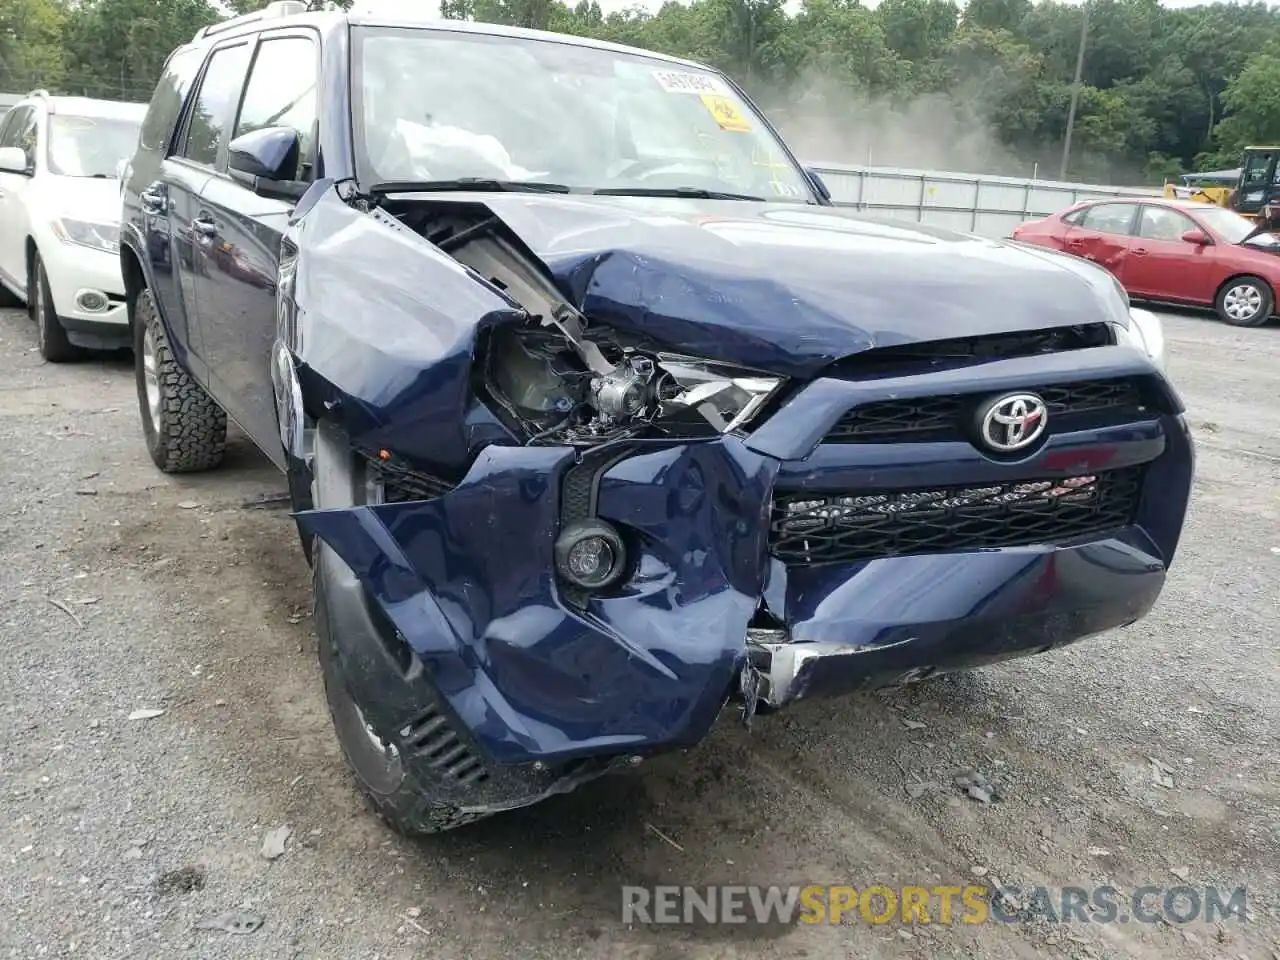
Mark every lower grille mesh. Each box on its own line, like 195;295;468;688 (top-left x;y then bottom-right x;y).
360;455;454;503
770;467;1144;565
401;705;489;785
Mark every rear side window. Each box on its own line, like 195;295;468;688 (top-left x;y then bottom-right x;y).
180;42;253;169
233;36;320;180
139;47;205;153
1080;203;1137;236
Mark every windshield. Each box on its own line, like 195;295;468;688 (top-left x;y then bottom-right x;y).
1195;205;1280;245
46;115;141;178
351;27;814;202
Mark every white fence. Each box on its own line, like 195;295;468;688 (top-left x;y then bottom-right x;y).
807;162;1164;240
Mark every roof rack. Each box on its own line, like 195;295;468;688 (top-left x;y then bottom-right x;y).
192;1;308;42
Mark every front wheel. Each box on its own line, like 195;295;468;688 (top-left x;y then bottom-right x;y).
133;288;228;472
1215;276;1273;327
309;419;495;836
31;252;79;362
313;544;492;836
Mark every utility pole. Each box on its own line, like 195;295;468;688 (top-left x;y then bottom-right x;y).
1059;0;1090;182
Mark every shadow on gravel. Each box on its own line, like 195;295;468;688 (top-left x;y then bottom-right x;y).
378;672;1014;945
67;347;134;371
405;758;804;942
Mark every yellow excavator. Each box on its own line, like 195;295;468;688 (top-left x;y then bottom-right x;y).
1164;146;1280;222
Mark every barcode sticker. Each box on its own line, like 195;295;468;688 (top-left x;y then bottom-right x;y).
651;69;730;95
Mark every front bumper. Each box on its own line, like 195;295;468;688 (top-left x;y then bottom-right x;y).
39;240;128;333
297;344;1194;770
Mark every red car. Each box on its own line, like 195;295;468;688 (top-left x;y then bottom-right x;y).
1012;197;1280;327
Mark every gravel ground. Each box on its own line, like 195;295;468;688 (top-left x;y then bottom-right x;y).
0;304;1276;960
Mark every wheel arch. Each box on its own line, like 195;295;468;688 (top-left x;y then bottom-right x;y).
271;229;320;512
24;236;37;291
1215;271;1275;306
272;338;317;518
119;237;200;376
120;242;148;331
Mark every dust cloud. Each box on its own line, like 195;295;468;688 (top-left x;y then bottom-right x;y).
763;71;1041;178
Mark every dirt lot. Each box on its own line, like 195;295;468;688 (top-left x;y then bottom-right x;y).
0;304;1276;960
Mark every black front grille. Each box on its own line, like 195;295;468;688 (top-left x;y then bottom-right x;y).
770;467;1144;566
831;325;1115;377
827;378;1145;444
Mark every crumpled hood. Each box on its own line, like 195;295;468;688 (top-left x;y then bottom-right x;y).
432;193;1131;377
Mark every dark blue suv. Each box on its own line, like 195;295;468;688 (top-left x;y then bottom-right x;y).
120;3;1194;834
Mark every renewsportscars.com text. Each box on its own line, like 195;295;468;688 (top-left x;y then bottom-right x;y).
621;884;1248;926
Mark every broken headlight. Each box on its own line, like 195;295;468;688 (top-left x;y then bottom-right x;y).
648;358;782;433
482;323;785;445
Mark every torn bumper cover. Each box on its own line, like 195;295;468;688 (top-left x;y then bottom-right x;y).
294;347;1193;770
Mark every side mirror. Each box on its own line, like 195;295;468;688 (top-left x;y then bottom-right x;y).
1181;229;1210;245
804;166;832;203
0;146;32;176
228;126;306;202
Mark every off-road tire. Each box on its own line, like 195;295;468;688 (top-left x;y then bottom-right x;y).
133;288;227;472
309;418;492;836
1215;275;1273;327
30;252;80;362
313;543;493;836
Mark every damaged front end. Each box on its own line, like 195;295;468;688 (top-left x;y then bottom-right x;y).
282;181;1191;812
283;183;799;809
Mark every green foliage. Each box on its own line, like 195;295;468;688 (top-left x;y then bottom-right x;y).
879;0;958;64
5;0;1280;185
0;0;71;92
1208;40;1280;162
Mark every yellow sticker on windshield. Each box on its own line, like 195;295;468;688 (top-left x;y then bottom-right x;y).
700;94;752;132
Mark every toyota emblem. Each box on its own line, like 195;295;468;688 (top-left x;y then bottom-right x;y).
978;392;1048;453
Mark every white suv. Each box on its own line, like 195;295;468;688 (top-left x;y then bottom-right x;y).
0;92;146;361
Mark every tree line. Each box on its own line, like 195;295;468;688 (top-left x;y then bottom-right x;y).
3;0;1279;185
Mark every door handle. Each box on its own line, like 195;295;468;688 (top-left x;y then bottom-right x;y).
140;183;167;214
192;214;218;238
1131;247;1148;255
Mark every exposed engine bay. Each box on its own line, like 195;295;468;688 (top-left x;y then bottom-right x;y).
372;201;783;446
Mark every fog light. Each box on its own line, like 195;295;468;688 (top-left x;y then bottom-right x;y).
569;537;613;580
76;290;109;312
554;520;626;590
